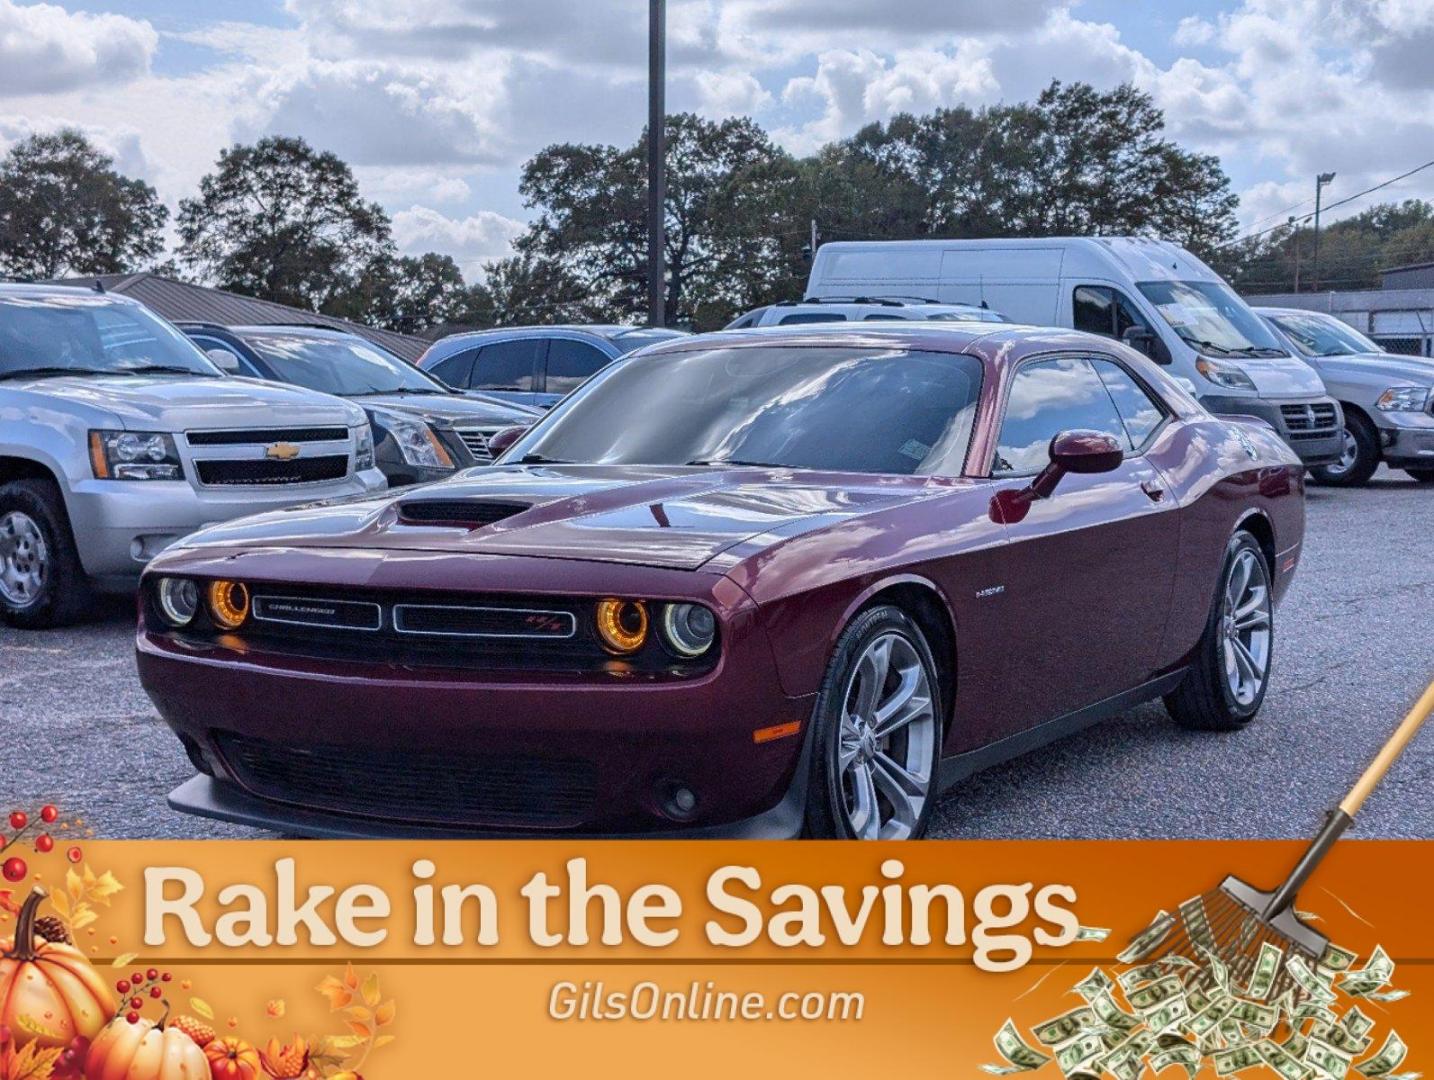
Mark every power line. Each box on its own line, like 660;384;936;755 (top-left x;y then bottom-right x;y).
1226;157;1434;248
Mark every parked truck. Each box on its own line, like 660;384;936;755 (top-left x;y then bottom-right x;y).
806;237;1344;466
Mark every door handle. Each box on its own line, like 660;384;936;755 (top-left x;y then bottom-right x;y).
1141;480;1166;502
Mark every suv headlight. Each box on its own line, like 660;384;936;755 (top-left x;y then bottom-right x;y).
89;431;183;481
355;424;376;470
1195;358;1257;392
1376;386;1432;412
375;413;454;469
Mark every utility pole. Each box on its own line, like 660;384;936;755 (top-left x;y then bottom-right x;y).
1311;171;1335;292
647;0;666;328
1289;216;1301;292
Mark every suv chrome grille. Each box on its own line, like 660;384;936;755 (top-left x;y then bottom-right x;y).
1280;402;1339;436
186;427;348;446
195;456;348;486
185;427;353;487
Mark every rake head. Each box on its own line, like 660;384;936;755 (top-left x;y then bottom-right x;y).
1151;876;1329;1004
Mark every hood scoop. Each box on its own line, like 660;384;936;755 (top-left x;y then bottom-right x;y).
396;499;533;529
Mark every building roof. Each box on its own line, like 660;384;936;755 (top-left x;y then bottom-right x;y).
42;273;428;361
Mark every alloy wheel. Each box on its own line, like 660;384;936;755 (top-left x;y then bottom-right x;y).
1220;548;1272;708
0;511;48;609
1325;427;1359;477
836;632;936;839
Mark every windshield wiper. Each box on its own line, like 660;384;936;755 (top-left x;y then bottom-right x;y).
1177;335;1235;357
349;388;427;397
0;366;117;381
686;458;783;468
121;365;216;376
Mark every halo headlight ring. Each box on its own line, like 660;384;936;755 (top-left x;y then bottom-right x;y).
596;598;648;654
156;577;200;627
207;580;250;630
660;602;717;658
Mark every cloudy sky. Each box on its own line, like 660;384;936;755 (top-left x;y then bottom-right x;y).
2;0;1432;278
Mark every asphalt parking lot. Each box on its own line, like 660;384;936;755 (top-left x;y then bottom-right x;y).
1;469;1430;841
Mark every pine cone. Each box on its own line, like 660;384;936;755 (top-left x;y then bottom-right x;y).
33;915;70;944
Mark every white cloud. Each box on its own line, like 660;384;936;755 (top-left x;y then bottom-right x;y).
694;71;772;118
391;205;525;276
0;0;157;95
1174;16;1216;45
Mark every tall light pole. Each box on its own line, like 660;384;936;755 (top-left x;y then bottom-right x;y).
1311;171;1335;292
647;0;666;328
1288;216;1301;292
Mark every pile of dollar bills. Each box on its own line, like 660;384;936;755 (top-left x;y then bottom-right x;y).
983;900;1414;1080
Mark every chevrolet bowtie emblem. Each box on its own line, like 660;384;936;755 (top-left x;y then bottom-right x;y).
265;442;301;461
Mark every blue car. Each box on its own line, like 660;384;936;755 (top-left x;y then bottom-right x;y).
418;325;689;409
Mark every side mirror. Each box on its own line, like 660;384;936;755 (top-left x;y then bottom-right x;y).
205;348;242;373
1121;326;1171;365
486;425;530;459
990;430;1125;524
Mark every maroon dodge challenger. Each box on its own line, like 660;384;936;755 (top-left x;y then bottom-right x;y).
136;324;1304;839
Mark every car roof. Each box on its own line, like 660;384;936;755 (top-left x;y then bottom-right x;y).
1254;306;1333;319
0;282;140;304
434;324;685;345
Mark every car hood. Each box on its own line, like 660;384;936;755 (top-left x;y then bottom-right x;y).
1234;353;1328;397
1310;352;1434;388
170;464;943;571
16;374;362;430
356;392;534;427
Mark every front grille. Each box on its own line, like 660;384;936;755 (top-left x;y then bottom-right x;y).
187;427;349;446
397;499;530;527
215;732;597;827
393;604;575;639
455;427;498;464
195;455;349;486
1280;402;1339;435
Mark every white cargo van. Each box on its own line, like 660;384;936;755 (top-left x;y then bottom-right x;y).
807;237;1343;465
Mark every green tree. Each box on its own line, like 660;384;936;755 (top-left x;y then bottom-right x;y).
517;114;802;329
357;252;474;335
0;129;167;280
175;136;395;314
464;253;605;328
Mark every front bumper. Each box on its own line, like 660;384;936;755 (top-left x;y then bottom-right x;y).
137;613;813;838
1373;409;1434;468
66;469;387;589
1200;394;1344;465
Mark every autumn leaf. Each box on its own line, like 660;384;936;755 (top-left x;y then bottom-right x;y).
373;1034;396;1049
342;963;358;990
47;891;69;920
344;1021;371;1040
111;952;138;968
360;972;380;1008
70;909;97;931
321;1035;365;1053
65;869;83;904
315;975;353;1011
342;1006;371;1025
373;1000;395;1027
265;999;285;1019
2;1040;64;1080
190;997;215;1020
86;869;123;905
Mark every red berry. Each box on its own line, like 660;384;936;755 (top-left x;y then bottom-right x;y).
66;846;82;863
126;1012;139;1025
35;834;54;853
40;805;58;823
116;980;130;994
131;972;143;985
8;811;26;831
150;986;162;999
129;997;143;1010
146;968;159;981
161;972;172;982
1;857;26;883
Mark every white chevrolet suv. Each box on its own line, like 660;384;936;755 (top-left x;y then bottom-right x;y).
0;284;385;627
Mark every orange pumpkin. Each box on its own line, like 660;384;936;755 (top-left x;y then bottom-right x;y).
84;1015;208;1080
204;1036;261;1080
0;888;114;1050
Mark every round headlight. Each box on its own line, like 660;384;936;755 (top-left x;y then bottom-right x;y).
595;598;648;654
660;603;716;658
207;580;250;629
157;577;199;627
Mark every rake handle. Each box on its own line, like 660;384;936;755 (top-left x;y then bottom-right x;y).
1265;677;1434;920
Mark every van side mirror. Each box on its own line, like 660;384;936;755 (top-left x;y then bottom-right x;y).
205;348;242;373
990;431;1124;524
1121;326;1170;365
486;425;530;459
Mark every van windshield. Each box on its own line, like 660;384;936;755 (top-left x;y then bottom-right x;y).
1137;280;1287;358
1266;312;1380;357
0;293;220;379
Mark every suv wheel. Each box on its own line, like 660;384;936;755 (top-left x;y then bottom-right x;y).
803;605;942;839
1164;531;1273;731
1309;412;1380;487
0;479;93;629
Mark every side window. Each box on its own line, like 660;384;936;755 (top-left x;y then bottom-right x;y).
992;356;1130;476
188;334;262;378
544;339;612;395
1073;286;1151;340
863;313;906;321
472;339;540;390
428;349;476;388
778;312;846;325
726;310;760;329
1091;359;1166;451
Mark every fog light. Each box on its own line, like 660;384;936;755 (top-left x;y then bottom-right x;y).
657;780;699;822
596;598;647;654
157;577;200;627
660;603;716;658
207;580;250;629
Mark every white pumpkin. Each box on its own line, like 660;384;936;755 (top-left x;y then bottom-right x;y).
85;1015;209;1080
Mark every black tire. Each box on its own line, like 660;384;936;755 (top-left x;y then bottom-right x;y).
0;478;94;629
1164;531;1274;731
1308;411;1380;487
1405;468;1434;484
803;604;943;839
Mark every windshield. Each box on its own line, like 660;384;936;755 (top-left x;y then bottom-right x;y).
1267;312;1381;357
509;345;984;475
1137;280;1287;357
0;293;220;379
244;333;443;395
